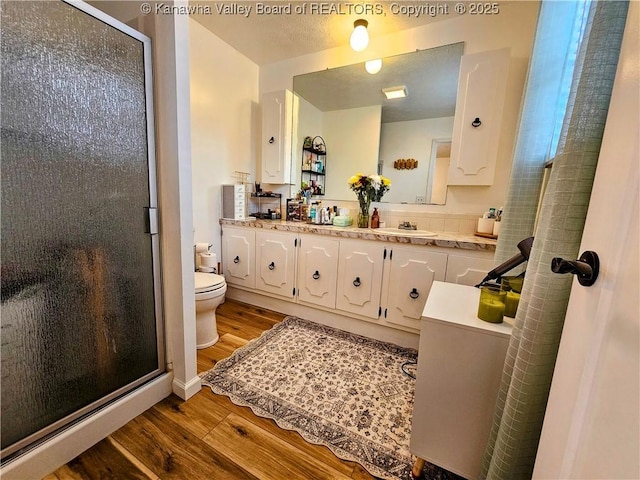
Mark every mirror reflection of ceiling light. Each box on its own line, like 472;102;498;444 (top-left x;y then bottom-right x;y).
382;86;408;99
350;19;369;52
365;59;382;74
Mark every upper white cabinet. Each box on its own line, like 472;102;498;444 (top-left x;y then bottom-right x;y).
222;227;255;289
255;231;297;299
383;247;448;330
448;48;510;186
261;90;293;184
297;234;339;309
336;239;386;320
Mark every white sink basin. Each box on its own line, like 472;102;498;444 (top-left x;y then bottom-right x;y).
376;227;437;237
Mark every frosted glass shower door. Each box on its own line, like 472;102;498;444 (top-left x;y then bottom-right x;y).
0;1;163;459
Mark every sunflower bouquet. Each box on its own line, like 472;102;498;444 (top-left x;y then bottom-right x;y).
348;174;391;227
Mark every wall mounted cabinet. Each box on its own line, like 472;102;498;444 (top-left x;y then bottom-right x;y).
261;89;293;184
448;48;510;186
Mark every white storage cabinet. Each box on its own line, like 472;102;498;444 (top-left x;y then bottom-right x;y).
255;230;297;299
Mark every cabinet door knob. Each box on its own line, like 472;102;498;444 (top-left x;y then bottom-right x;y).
312;270;320;280
353;277;361;287
233;256;240;264
409;288;419;299
471;117;482;127
268;136;275;144
268;261;275;270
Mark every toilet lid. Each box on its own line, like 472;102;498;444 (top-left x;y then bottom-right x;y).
195;272;225;293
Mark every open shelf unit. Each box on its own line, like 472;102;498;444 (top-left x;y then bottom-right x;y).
301;136;326;196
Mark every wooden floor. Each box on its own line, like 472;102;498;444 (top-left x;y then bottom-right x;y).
44;299;379;480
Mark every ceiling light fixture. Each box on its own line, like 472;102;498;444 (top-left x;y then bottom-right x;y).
365;59;382;74
350;19;369;52
382;86;408;99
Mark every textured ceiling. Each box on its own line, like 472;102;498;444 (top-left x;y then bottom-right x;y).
294;42;464;123
190;1;447;65
88;1;447;65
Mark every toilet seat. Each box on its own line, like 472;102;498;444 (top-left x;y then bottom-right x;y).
195;272;226;294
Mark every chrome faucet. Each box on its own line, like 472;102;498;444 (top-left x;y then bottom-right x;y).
398;221;417;230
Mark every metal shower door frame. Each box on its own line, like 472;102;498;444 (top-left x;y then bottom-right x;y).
1;0;165;460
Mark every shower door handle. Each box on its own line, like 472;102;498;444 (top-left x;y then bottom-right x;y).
144;207;158;235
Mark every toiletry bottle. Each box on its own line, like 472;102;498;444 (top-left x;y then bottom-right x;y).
309;204;316;223
371;208;380;228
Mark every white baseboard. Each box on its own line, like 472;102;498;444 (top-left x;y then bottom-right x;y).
172;374;202;400
1;373;172;480
227;287;419;349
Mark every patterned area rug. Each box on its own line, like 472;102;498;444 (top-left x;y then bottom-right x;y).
201;316;432;480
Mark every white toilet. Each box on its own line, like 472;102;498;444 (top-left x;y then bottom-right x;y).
194;272;227;349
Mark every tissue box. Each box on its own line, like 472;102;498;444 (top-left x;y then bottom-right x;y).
333;215;353;227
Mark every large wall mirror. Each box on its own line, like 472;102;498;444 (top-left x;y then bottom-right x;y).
293;42;464;205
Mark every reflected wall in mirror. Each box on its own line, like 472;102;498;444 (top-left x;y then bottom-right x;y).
292;42;464;204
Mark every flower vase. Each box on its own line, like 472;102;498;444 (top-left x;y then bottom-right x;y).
357;212;370;228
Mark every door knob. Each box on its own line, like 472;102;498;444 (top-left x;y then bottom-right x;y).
551;251;599;286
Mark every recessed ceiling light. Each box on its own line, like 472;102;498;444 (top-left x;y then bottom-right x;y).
382;86;408;99
365;59;382;74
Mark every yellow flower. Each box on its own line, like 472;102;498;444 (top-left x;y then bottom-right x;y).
348;175;360;185
381;176;391;186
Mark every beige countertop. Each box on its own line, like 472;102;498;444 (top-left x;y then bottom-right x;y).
220;218;497;252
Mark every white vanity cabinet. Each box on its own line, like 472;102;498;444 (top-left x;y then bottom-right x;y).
297;234;340;309
222;227;256;289
336;239;386;320
220;223;496;336
382;247;448;330
411;282;512;479
445;253;495;286
255;230;297;299
261;89;293;184
448;48;510;186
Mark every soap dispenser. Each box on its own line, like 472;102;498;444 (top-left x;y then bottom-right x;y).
371;208;380;228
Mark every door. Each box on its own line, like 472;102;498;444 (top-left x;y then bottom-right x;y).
222;227;255;289
255;231;296;299
445;253;495;286
384;247;447;330
0;0;163;459
261;90;292;184
533;10;639;478
336;239;386;319
297;234;339;308
448;49;510;186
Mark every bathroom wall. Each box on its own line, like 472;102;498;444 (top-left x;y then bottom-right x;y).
259;2;539;216
189;18;259;261
379;116;455;204
323;105;382;199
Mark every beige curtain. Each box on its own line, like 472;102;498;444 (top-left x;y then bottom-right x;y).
480;1;629;478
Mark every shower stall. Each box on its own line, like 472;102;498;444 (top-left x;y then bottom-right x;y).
1;0;164;461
